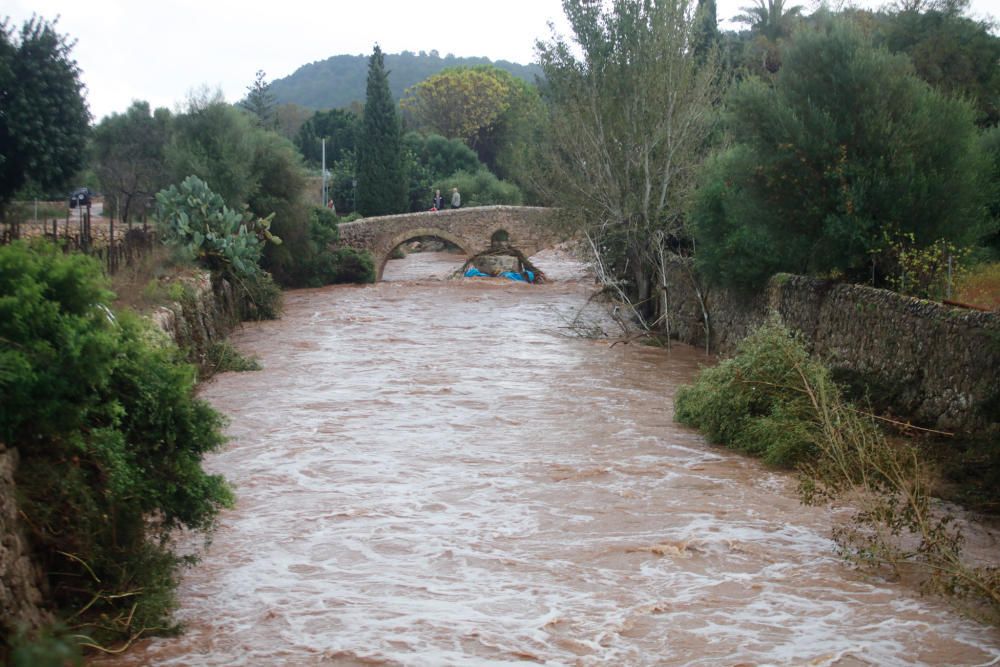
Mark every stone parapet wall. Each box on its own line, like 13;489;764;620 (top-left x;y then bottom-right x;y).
662;259;999;434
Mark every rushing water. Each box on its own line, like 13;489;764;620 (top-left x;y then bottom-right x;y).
96;250;1000;666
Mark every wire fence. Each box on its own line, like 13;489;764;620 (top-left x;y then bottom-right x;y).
1;201;158;275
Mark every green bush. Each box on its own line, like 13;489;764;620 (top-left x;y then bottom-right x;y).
9;624;81;667
204;341;261;375
674;317;832;466
263;207;374;287
691;19;992;289
432;169;523;207
328;247;376;283
674;309;1000;616
0;241;232;650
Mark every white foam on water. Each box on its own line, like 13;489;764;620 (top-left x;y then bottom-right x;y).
95;251;1000;666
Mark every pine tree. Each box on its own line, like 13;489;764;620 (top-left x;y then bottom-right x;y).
241;69;277;129
357;45;405;216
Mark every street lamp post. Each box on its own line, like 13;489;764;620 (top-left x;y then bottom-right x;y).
321;138;327;208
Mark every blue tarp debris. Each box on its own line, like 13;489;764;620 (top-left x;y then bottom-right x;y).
463;268;536;283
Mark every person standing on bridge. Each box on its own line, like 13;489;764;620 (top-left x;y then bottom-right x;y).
451;187;461;209
433;189;444;211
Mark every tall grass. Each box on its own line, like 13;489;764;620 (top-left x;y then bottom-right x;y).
954;261;1000;310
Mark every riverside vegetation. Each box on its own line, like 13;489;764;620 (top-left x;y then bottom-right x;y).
0;242;233;662
1;179;372;663
675;318;1000;621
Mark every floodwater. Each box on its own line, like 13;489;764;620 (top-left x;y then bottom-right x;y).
96;250;1000;666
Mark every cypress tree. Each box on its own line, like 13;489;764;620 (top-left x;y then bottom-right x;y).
357;45;405;216
692;0;720;62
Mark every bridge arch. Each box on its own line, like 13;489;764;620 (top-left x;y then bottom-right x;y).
378;227;473;281
336;206;565;282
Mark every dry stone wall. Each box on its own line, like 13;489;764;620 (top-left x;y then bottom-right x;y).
150;271;241;363
0;444;50;646
662;259;999;435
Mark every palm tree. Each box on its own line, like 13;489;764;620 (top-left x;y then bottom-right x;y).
736;0;804;41
735;0;804;72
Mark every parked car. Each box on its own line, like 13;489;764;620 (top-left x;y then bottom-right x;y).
68;187;94;208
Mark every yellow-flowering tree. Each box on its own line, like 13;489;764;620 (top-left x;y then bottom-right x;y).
401;66;512;150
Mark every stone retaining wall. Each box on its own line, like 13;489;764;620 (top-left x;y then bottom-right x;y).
0;444;50;650
149;271;242;363
662;259;999;435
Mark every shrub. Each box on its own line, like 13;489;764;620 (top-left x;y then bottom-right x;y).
881;232;971;300
431;169;522;207
674;317;830;466
203;340;261;376
691;19;991;289
796;362;1000;619
0;241;233;651
675;312;1000;617
327;247;376;284
264;207;374;287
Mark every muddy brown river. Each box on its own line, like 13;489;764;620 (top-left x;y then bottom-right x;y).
97;250;1000;666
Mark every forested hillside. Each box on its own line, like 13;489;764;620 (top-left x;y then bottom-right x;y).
269;51;542;109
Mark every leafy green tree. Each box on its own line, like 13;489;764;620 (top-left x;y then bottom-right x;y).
294;108;359;167
401;67;512;147
357;45;406;216
403;132;481;177
92;101;173;223
0;17;90;215
536;0;724;326
167;92;258;207
401;65;543;175
691;20;992;289
430;170;523;208
876;0;1000;126
275;207;374;286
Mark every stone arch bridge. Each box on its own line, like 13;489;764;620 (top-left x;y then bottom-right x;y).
337;206;564;280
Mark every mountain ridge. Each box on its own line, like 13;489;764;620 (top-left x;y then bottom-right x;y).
269;51;543;110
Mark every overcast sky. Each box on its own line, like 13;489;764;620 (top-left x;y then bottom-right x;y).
5;0;999;123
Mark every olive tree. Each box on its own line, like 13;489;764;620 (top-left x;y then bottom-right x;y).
535;0;725;328
92;101;173;223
